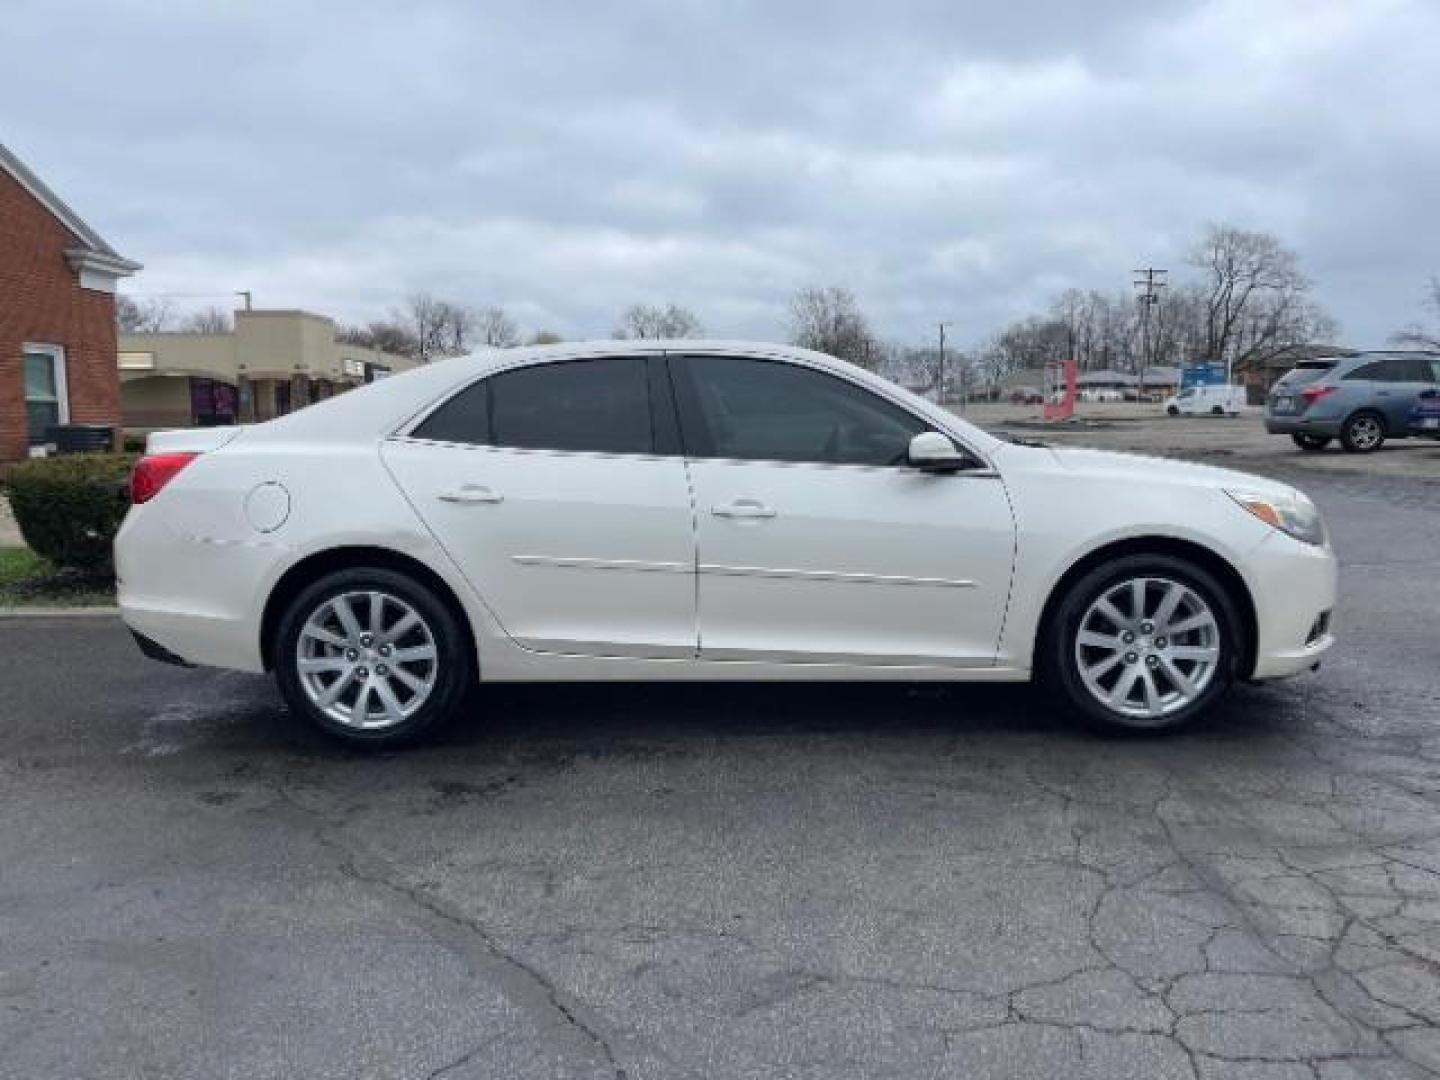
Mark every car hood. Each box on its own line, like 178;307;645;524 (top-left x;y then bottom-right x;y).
1034;445;1307;502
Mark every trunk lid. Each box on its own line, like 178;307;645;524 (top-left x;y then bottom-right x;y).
144;427;247;454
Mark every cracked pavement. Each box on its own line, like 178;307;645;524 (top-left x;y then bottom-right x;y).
1;462;1437;1078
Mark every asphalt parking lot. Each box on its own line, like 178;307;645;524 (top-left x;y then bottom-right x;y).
3;430;1440;1078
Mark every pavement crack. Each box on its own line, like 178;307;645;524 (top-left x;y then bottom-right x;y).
267;779;631;1080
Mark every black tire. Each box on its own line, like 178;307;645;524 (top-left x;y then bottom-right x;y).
1210;405;1225;415
1041;553;1244;735
1340;411;1386;453
1166;405;1179;417
273;567;474;748
1291;434;1331;452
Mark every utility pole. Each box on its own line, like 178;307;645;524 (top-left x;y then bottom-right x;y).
937;321;951;407
236;290;253;312
1132;269;1166;399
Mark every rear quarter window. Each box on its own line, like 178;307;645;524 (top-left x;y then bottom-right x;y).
1275;362;1334;388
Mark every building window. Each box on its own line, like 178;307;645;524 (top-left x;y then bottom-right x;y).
22;344;69;446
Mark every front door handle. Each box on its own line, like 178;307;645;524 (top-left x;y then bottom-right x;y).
712;499;776;519
438;484;504;505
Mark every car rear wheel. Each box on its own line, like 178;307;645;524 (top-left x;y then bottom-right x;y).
1291;434;1331;452
1340;411;1385;453
274;567;474;748
1166;405;1179;416
1210;405;1225;415
1044;554;1242;734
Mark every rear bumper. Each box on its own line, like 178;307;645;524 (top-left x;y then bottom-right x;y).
1264;414;1341;437
1246;532;1339;680
114;505;274;673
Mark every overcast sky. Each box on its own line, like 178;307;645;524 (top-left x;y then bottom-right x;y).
5;0;1437;347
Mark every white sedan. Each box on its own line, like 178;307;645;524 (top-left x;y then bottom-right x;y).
115;342;1336;747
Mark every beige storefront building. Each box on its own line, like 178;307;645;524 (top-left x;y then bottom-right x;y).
118;309;417;431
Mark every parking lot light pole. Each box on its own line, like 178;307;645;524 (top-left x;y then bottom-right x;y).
937;321;952;408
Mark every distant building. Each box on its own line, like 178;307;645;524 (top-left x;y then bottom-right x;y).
1075;366;1182;395
1;141;140;467
118;309;419;431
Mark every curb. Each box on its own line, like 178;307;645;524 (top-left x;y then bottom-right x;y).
0;606;120;619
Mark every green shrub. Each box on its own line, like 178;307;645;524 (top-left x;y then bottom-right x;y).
7;453;135;572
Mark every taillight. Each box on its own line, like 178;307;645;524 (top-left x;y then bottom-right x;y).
1300;385;1337;407
130;452;200;504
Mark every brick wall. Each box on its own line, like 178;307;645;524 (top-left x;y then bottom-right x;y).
0;168;120;466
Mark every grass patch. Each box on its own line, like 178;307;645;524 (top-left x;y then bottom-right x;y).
0;546;116;607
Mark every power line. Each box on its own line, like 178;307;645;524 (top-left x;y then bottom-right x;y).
1132;268;1167;393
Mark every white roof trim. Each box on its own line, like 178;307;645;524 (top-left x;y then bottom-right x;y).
0;140;140;274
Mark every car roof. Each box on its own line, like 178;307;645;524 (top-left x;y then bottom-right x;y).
243;340;1003;455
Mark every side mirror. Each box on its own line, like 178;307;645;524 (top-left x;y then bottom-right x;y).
907;431;967;472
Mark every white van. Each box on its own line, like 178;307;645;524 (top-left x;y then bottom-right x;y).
1165;384;1247;416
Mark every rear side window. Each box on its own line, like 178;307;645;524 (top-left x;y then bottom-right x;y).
1344;360;1389;382
413;357;655;454
412;380;490;444
1345;358;1421;383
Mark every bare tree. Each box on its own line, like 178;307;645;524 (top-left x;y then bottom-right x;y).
337;320;421;357
1188;224;1336;367
1390;278;1440;350
786;286;876;367
475;306;520;348
115;295;176;333
179;305;233;334
614;302;704;340
529;329;565;345
402;293;478;361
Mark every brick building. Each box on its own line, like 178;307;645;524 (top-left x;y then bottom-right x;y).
0;142;139;467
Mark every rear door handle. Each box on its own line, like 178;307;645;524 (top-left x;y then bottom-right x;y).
712;499;776;519
438;484;503;505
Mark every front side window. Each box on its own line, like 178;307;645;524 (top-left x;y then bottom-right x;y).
675;355;929;467
414;356;654;455
23;345;67;446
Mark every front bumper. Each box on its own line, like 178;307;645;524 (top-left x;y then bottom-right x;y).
1408;416;1440;439
1245;531;1339;680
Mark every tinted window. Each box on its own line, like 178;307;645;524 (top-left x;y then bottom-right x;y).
1397;356;1437;382
412;379;490;444
414;357;655;454
1424;357;1440;383
1274;361;1334;388
676;355;928;466
1344;360;1389;382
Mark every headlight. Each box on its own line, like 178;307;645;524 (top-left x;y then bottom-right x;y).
1225;489;1326;546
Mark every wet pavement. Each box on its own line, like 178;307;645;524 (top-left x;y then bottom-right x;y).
1;464;1437;1078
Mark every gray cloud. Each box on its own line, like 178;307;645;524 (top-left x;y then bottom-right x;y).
5;0;1436;346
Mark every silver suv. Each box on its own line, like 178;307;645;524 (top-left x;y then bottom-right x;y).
1265;352;1440;453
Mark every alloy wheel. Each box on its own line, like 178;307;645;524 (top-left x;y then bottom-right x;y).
1347;415;1382;451
1074;576;1221;723
295;590;440;730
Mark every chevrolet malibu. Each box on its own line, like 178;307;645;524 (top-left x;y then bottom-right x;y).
115;342;1337;746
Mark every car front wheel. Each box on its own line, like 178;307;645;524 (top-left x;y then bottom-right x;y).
274;567;474;748
1045;554;1242;734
